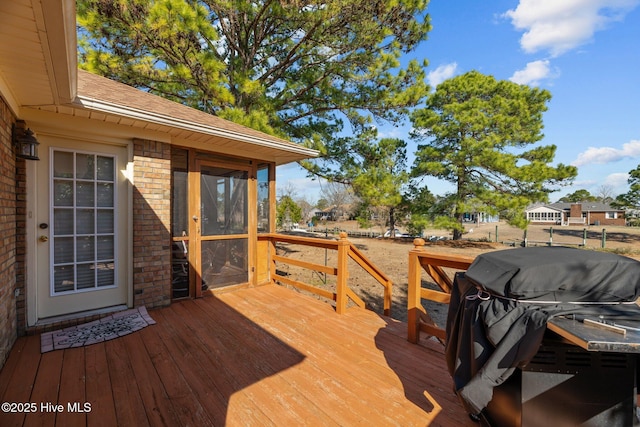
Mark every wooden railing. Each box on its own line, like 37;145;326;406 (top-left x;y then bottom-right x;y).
259;232;393;316
407;239;474;344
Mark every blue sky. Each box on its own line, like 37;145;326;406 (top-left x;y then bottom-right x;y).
277;0;640;204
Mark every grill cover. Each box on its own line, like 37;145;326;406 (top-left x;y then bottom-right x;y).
445;246;640;419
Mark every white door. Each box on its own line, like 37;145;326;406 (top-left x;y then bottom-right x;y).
31;137;130;322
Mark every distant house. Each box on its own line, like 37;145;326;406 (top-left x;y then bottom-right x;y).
525;202;625;226
314;205;353;221
315;206;339;221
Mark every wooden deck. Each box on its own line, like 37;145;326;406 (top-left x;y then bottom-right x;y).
0;285;473;426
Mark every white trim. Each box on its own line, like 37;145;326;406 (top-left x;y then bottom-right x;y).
33;304;128;327
126;143;134;308
26;160;38;327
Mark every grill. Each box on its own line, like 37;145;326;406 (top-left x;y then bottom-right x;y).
445;247;640;427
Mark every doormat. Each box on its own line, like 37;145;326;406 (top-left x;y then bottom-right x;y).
40;306;156;353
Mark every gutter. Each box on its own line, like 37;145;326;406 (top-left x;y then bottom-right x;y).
74;95;319;158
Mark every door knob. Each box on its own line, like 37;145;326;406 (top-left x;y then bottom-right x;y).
39;235;48;242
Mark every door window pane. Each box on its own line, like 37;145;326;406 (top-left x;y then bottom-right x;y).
53;237;74;264
97;156;115;181
76;154;95;180
97;183;113;207
97;210;114;233
54;209;74;235
53;151;74;178
53;265;74;293
77;236;95;262
77;264;96;289
97;263;115;287
76;182;95;207
97;236;114;260
54;181;73;206
77;209;95;234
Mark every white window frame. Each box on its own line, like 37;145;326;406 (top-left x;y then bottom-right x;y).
49;148;119;296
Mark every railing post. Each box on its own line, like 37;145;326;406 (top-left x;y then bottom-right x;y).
408;238;426;344
268;236;277;284
336;232;349;314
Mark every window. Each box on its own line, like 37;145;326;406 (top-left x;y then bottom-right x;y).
606;211;618;219
257;165;270;232
171;147;190;298
51;150;116;294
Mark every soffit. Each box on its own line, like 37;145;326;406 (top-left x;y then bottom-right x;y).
0;0;76;110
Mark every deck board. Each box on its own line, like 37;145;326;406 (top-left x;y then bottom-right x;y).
104;338;150;427
84;344;117;427
1;335;41;427
149;308;229;425
0;285;473;426
23;349;63;427
57;348;87;427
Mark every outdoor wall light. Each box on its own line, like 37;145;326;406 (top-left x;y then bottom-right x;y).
12;120;40;160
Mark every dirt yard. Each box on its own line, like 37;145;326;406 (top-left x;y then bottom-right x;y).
275;221;640;326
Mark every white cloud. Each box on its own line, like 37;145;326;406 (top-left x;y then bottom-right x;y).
571;140;640;166
504;0;640;57
427;63;458;87
604;172;630;188
510;59;555;85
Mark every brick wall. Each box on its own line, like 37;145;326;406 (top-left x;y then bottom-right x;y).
15;141;25;335
132;139;172;308
570;204;582;218
587;212;626;226
0;95;17;368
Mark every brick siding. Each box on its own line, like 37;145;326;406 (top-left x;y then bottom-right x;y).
132;139;172;308
0;95;17;368
587;212;626;226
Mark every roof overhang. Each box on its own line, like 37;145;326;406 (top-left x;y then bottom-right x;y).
72;95;318;165
0;0;76;113
1;0;318;165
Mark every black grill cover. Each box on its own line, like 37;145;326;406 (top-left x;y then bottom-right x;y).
445;246;640;419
